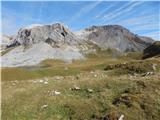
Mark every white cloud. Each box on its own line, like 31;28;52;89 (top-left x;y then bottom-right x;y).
94;3;117;19
131;23;159;32
67;1;102;24
102;2;133;19
116;14;156;27
102;1;144;22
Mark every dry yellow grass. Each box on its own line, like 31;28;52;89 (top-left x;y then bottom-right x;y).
2;70;160;120
1;52;160;120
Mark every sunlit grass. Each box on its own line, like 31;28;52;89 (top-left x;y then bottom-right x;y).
2;72;160;120
1;51;160;120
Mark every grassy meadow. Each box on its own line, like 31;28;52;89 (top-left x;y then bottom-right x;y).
1;51;160;120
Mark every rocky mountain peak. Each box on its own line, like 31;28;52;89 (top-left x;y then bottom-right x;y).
1;23;155;67
13;23;81;47
81;24;153;52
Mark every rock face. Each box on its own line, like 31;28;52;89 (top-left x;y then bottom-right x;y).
0;34;14;51
2;42;83;67
142;41;160;59
1;23;85;67
76;25;153;52
1;23;155;67
139;36;154;43
14;23;82;46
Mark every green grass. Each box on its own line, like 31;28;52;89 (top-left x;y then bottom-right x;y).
2;72;160;120
1;66;80;81
1;50;126;81
2;50;160;81
2;51;160;120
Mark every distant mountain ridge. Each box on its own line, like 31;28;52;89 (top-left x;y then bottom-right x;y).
76;25;154;52
1;23;155;67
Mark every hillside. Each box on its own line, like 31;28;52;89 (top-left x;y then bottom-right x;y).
2;51;160;120
1;23;154;67
142;41;160;59
76;25;154;52
1;23;160;120
1;23;89;67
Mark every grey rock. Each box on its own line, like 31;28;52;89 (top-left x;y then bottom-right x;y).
2;23;85;67
13;23;82;47
77;25;153;52
0;34;15;51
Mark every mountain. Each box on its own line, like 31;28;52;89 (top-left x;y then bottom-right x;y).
1;23;88;67
139;36;155;43
13;23;83;46
142;41;160;59
0;34;14;52
76;25;154;52
1;23;154;67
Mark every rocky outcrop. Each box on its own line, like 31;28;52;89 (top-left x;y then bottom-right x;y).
2;42;84;67
76;25;153;52
1;23;86;67
13;23;82;47
0;34;15;51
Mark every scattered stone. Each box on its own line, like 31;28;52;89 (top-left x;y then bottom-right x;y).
49;90;61;96
39;80;44;83
94;74;97;78
129;73;137;79
70;86;81;91
41;104;48;109
118;114;124;120
129;75;133;79
54;91;61;95
90;71;94;74
44;81;48;84
55;76;63;80
87;88;93;93
142;72;154;77
11;80;19;85
14;80;18;83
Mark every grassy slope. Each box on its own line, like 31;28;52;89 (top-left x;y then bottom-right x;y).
2;51;160;120
142;41;160;59
1;50;136;81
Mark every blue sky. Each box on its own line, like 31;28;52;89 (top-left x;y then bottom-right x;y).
1;1;160;40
